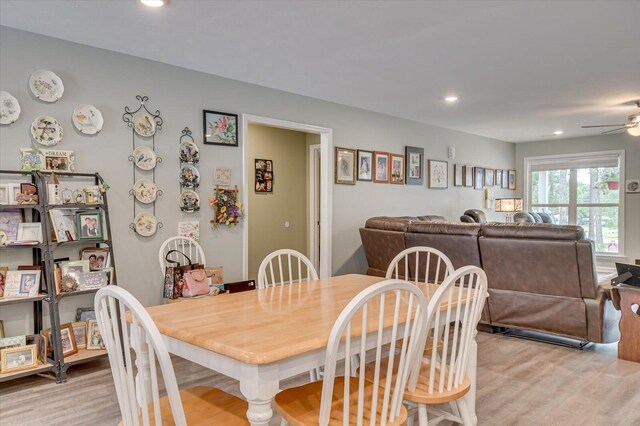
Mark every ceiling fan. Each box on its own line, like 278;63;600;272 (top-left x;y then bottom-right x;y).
581;101;640;137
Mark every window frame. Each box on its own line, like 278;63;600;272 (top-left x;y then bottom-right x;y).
523;149;625;259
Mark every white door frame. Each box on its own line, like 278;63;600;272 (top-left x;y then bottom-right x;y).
308;144;321;270
241;114;333;279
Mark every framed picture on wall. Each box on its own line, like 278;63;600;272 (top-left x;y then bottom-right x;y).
374;151;390;183
474;167;484;190
496;169;503;187
454;164;464;187
508;169;517;190
335;147;356;185
428;160;448;189
255;159;273;193
502;170;509;189
485;169;495;187
463;165;474;187
390;154;405;184
405;146;424;185
357;150;373;181
203;110;238;146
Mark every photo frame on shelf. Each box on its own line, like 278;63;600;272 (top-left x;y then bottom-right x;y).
76;308;96;322
86;319;105;350
49;209;77;242
485;169;495;187
405;146;424;185
454;164;464;187
203;110;238;147
0;209;24;242
59;323;78;356
42;149;75;173
474;167;484;190
428;160;448;189
61;260;90;277
335;147;356;185
0;267;7;298
4;270;40;297
76;210;104;240
374;151;390;183
357;150;373;181
17;222;42;243
71;322;87;349
0;344;37;373
255;159;273;193
16;183;38;205
75;270;110;290
80;248;110;270
508;169;516;190
390;153;405;184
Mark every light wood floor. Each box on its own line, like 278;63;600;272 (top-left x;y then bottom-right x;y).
1;332;639;425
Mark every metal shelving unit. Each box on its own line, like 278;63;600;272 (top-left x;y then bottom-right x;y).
0;170;118;383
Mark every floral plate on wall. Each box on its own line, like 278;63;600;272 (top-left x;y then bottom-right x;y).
132;111;156;137
132;145;157;170
133;179;158;204
29;69;64;102
179;164;200;188
134;212;157;237
180;190;200;212
179;140;199;163
72;104;104;135
0;91;21;124
31;116;63;146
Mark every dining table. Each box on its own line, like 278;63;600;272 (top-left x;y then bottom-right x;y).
140;273;479;425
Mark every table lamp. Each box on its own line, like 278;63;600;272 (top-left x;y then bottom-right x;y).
495;198;523;223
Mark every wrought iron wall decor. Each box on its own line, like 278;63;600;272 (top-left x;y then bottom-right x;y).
124;95;164;236
178;127;200;212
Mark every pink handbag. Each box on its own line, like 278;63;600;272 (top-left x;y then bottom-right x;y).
182;269;209;297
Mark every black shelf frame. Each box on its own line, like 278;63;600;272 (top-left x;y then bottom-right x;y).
0;170;118;383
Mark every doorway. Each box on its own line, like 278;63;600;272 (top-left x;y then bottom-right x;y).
241;115;333;280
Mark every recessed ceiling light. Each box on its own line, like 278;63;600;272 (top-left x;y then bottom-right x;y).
444;96;459;103
141;0;166;7
553;130;564;135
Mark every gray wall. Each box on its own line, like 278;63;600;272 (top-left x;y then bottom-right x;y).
515;132;640;265
0;27;514;335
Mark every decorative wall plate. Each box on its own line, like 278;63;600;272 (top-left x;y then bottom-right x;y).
179;164;200;188
179;140;199;163
180;190;200;212
72;104;104;134
134;212;157;237
133;179;158;204
132;110;156;137
132;145;157;170
29;69;64;102
31;116;63;146
0;91;21;124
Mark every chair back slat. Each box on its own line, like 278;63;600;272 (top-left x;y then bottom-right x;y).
95;286;188;426
257;249;318;289
386;247;455;293
158;236;206;274
412;266;488;398
319;280;429;426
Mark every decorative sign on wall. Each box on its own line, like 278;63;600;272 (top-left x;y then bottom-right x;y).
215;168;231;186
255;159;273;193
178;221;200;242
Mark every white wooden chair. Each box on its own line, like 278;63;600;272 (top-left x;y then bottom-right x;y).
158;236;206;274
274;279;430;426
369;266;489;426
386;246;455;356
257;249;318;289
94;286;248;426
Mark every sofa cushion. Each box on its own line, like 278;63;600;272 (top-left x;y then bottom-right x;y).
416;215;447;222
481;223;584;240
407;222;481;236
364;216;417;232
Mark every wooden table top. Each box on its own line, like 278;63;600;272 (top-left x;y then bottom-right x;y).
145;274;454;365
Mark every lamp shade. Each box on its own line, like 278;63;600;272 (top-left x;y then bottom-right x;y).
627;125;640;137
495;198;523;213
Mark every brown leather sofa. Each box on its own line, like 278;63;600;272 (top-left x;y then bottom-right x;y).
359;216;620;343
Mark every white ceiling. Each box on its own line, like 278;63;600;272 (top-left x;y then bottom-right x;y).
1;0;639;143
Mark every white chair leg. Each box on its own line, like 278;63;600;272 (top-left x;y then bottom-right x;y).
418;403;429;426
406;412;415;426
457;398;474;426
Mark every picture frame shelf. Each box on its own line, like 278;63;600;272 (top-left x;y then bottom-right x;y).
0;361;54;383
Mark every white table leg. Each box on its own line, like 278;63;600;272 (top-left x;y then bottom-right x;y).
135;325;152;408
462;336;478;425
239;365;280;426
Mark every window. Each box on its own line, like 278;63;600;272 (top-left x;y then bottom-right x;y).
525;150;625;256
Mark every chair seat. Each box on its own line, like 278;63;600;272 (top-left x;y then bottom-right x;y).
119;386;249;426
364;358;471;405
274;377;407;426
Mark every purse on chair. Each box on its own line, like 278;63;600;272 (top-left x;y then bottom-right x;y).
163;250;205;299
182;268;210;297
